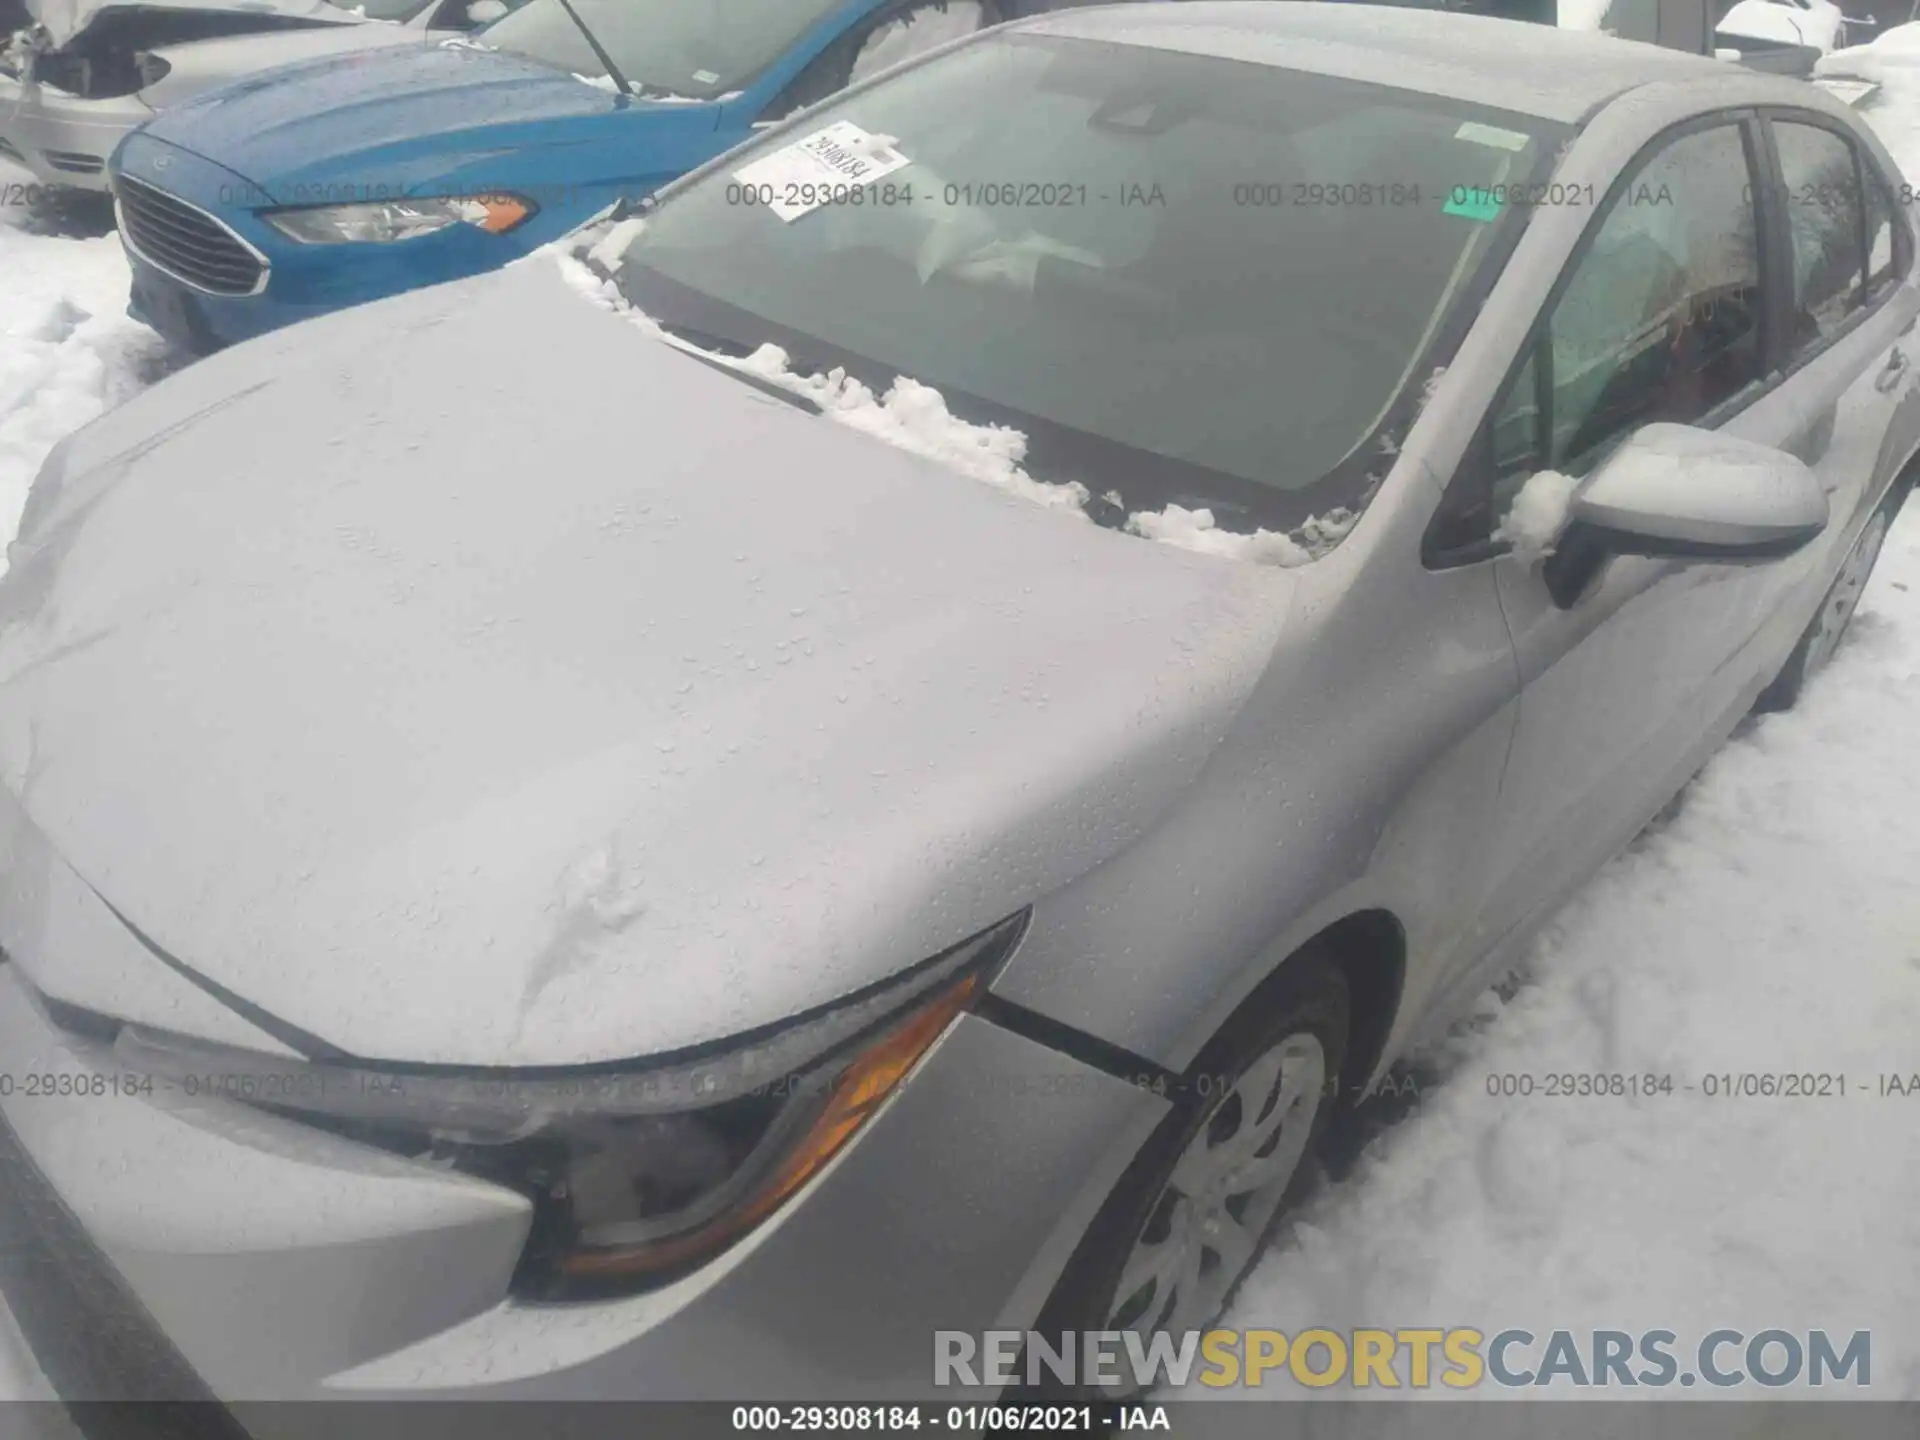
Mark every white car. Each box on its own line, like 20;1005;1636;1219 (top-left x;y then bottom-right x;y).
0;0;518;192
1716;0;1862;55
0;3;1915;1409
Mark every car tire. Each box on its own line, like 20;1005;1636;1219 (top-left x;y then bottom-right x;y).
1018;954;1351;1400
1754;482;1902;713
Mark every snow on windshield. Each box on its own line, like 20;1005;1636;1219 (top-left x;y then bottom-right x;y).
555;250;1353;568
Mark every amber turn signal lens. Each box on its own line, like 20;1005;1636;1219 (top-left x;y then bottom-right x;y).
466;195;534;234
560;969;983;1279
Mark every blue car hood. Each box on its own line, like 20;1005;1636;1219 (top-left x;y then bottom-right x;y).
140;42;719;193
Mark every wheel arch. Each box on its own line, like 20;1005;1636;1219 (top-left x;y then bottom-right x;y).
1257;908;1408;1105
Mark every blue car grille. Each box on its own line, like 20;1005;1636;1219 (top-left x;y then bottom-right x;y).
114;175;265;298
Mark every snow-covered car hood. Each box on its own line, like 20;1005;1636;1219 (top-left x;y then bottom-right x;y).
25;0;356;49
0;258;1298;1069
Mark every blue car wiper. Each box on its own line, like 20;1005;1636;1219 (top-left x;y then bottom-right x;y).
551;0;634;97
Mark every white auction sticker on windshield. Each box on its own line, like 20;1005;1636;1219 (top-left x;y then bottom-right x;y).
1454;121;1529;152
730;121;912;222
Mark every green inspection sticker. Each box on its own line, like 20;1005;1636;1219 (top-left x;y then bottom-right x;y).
1443;186;1502;222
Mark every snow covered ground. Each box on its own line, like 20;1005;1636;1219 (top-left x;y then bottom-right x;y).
3;37;1920;1410
0;160;150;1404
0;162;175;574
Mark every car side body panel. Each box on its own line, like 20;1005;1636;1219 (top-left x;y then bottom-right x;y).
996;69;1920;1085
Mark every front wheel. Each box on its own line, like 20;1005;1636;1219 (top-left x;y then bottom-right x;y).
1754;487;1898;713
1027;959;1349;1399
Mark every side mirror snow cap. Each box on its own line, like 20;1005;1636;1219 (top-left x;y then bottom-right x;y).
1572;422;1830;560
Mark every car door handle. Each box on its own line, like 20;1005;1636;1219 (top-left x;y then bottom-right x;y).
1875;348;1910;394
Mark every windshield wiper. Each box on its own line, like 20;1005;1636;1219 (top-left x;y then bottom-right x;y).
552;0;633;97
664;341;824;415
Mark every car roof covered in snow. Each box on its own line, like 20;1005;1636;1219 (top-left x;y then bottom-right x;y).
1017;1;1739;123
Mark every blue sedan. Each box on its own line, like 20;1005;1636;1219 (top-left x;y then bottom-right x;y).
106;0;1085;351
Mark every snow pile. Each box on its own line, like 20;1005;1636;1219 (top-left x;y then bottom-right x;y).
583;214;647;271
1555;0;1614;31
1818;20;1920;83
735;341;1091;518
1495;468;1580;559
1208;498;1920;1398
0;186;173;578
1130;503;1356;567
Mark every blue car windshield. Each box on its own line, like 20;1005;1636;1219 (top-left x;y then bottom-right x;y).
479;0;852;97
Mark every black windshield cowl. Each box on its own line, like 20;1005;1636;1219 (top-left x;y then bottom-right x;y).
660;334;825;416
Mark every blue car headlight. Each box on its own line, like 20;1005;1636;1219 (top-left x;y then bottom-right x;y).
262;193;537;245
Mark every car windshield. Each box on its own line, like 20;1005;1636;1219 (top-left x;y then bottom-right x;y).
609;32;1564;535
478;0;849;97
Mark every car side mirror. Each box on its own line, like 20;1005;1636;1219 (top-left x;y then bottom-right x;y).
465;0;508;23
1572;423;1828;558
1541;424;1829;606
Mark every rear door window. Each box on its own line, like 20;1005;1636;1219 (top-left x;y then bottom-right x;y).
1771;119;1868;352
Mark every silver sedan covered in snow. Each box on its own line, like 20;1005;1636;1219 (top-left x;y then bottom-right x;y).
0;1;1915;1410
0;0;515;190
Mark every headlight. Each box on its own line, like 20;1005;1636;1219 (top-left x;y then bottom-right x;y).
112;911;1027;1301
261;193;535;245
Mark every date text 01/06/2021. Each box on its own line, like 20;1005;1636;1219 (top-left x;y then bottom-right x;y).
729;1404;1170;1434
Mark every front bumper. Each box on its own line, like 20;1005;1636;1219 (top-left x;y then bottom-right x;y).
0;960;1164;1408
0;1080;236;1412
0;76;148;192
